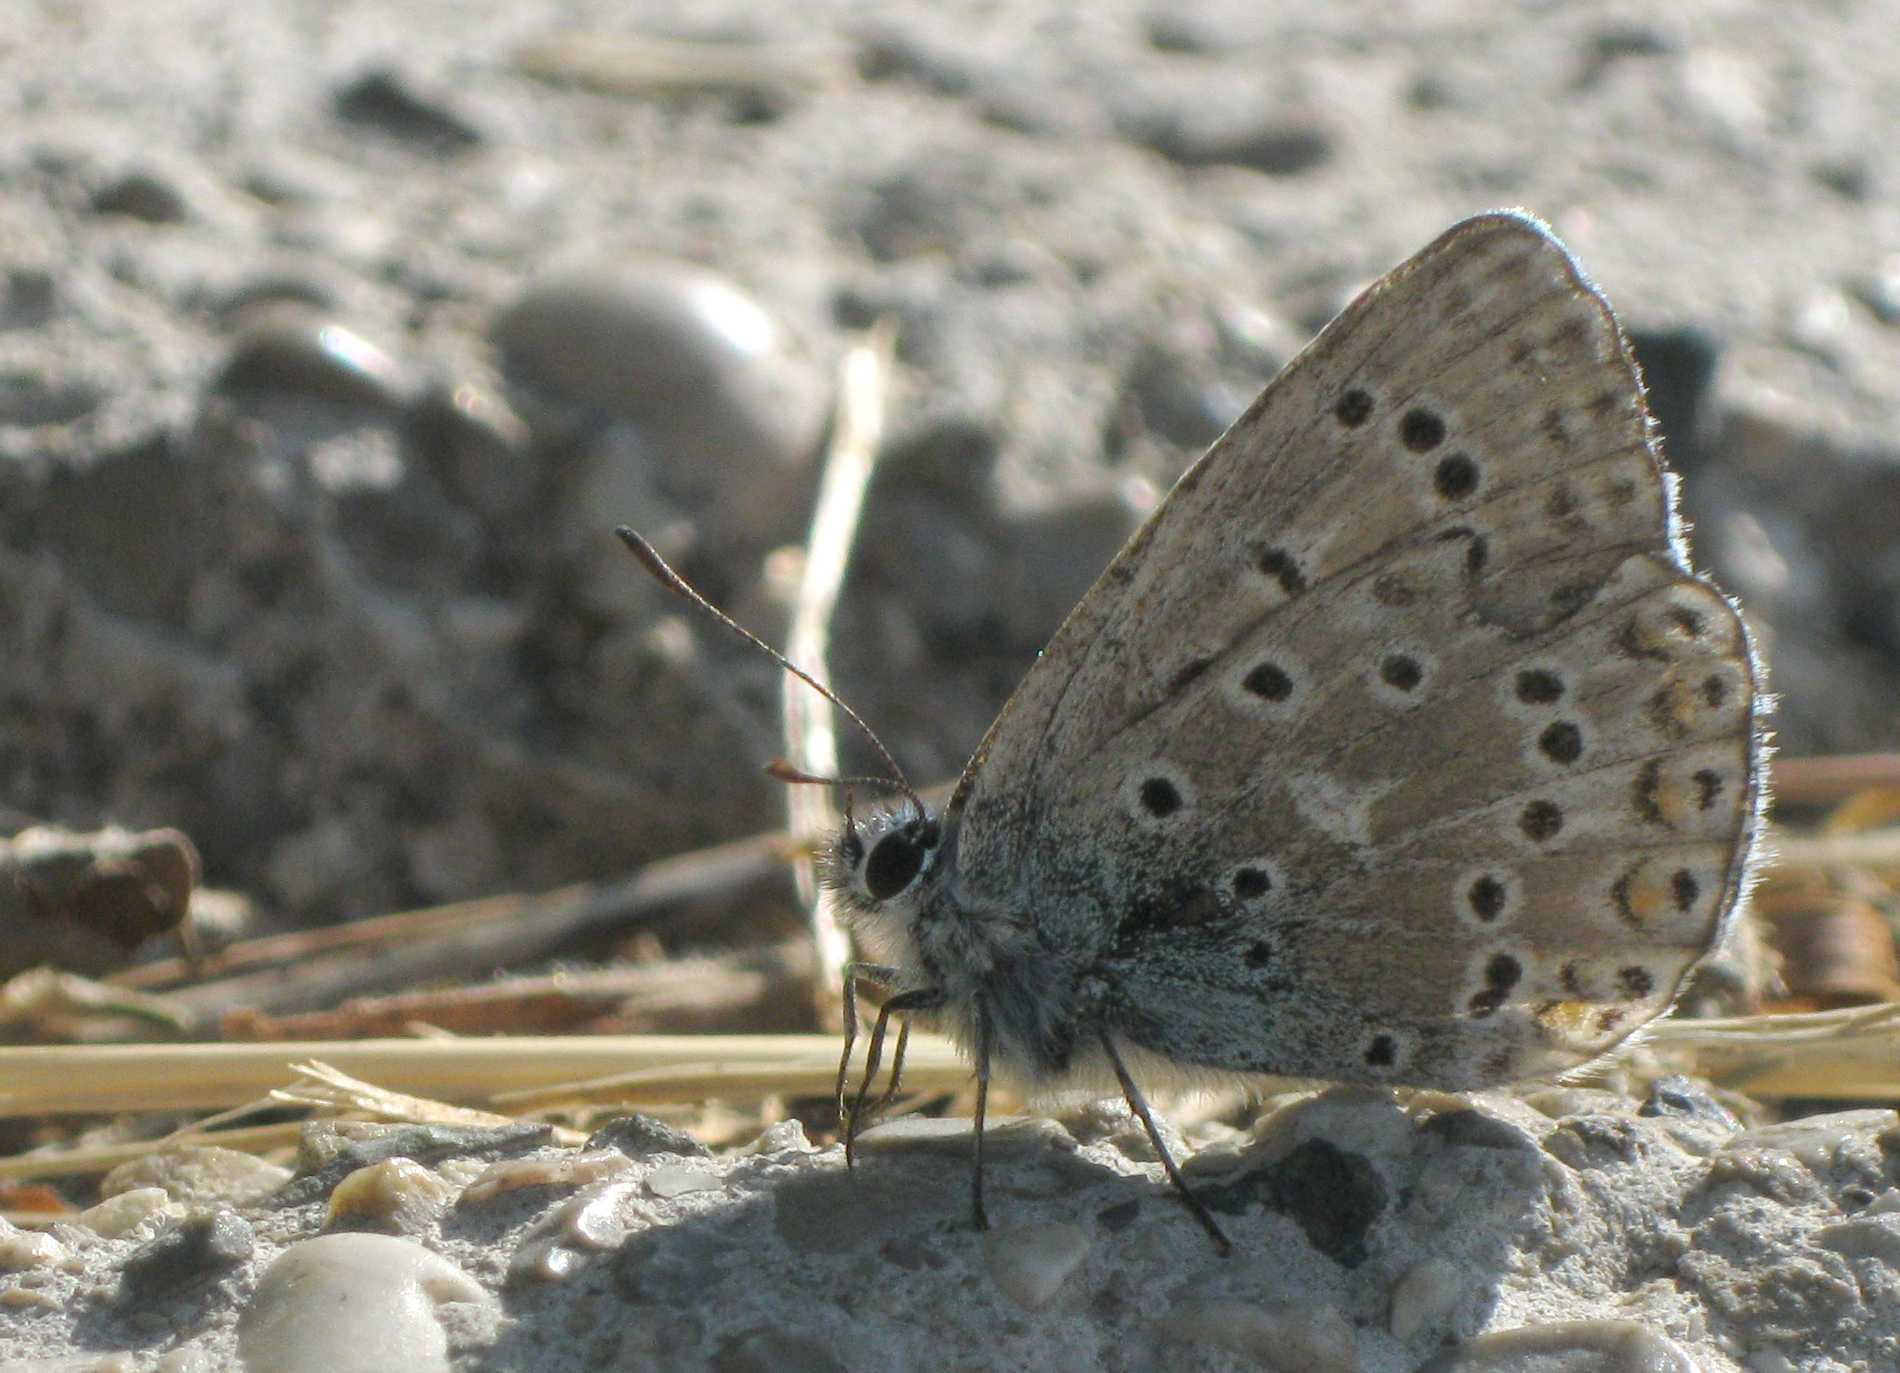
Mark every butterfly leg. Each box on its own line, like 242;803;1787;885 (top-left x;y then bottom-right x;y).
843;982;944;1168
1100;1031;1232;1256
837;961;902;1137
970;999;992;1232
871;1018;913;1116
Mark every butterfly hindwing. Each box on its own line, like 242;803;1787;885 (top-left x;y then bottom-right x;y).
942;212;1762;1088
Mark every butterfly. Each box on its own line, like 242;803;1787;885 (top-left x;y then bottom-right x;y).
624;209;1765;1253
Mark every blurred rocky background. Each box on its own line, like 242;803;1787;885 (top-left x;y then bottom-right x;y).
2;0;1895;939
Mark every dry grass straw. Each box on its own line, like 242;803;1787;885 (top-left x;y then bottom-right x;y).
781;318;899;1013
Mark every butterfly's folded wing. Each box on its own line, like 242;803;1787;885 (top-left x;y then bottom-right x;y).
947;212;1764;1089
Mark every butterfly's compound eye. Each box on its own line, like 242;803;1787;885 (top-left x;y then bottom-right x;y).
863;822;931;900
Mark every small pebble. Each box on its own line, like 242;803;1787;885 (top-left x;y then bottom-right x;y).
325;1158;455;1233
212;318;409;411
459;1149;634;1207
90;170;189;223
0;1218;67;1271
287;1122;552;1204
1419;1108;1537;1152
1415;1319;1701;1372
731;1119;817;1158
1389;1257;1465;1343
585;1114;711;1159
154;1350;218;1373
1812;1213;1900;1264
2;265;56;328
643;1165;720;1199
855;1113;1074;1159
983;1223;1089;1312
238;1233;489;1373
1163;1299;1358;1372
493;261;818;551
1640;1076;1742;1130
1130;100;1334;176
333;69;482;150
508;1182;647;1284
119;1207;254;1305
1742;1110;1897;1169
78;1187;176;1238
492;263;782;426
102;1146;292;1209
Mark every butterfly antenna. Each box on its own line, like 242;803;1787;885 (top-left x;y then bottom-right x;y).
615;527;923;815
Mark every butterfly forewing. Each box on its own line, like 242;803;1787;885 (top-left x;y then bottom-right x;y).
943;211;1762;1090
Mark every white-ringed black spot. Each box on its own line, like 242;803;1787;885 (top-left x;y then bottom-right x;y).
1468;874;1507;922
1537;721;1583;764
1693;768;1724;810
1519;800;1563;842
1434;452;1479;500
1400;408;1447;452
1139;776;1184;818
1516;668;1565;704
1243;661;1293;701
1232;866;1272;901
1466;952;1522;1019
1335;388;1374;428
1380;654;1423;692
1254;545;1307;597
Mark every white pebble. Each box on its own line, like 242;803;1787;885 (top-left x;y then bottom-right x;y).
78;1187;176;1238
984;1223;1089;1312
1415;1319;1702;1371
1389;1256;1465;1342
1164;1299;1358;1373
643;1165;720;1199
238;1233;489;1373
0;1217;66;1271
